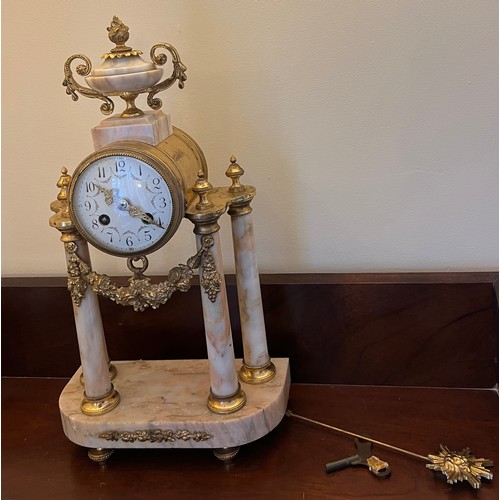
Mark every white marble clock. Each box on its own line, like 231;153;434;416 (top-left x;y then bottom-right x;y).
49;17;290;464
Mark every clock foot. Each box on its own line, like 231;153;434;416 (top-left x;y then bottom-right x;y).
239;360;276;384
213;447;240;463
88;447;114;465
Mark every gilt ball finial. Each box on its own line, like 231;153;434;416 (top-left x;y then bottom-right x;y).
225;156;245;193
192;170;213;210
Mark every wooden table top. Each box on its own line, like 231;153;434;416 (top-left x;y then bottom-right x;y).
2;377;497;499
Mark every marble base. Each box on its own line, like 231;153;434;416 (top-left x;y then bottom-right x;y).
91;110;172;149
59;358;290;450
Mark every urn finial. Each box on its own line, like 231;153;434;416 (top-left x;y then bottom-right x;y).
107;16;131;52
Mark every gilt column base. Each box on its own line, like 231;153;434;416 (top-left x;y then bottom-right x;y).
239;360;276;384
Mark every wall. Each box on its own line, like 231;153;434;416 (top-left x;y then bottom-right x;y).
2;0;498;276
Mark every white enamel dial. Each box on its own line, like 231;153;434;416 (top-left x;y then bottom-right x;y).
70;153;177;256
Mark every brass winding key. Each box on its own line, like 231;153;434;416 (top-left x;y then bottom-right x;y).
325;438;391;478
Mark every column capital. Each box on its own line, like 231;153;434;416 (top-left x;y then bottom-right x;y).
227;200;253;217
186;211;224;235
49;167;83;243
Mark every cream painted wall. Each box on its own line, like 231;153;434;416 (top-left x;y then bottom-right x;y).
2;0;498;277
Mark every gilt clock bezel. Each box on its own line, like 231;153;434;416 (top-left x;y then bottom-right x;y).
69;142;185;257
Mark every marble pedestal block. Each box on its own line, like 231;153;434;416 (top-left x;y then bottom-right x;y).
59;358;290;451
91;110;172;149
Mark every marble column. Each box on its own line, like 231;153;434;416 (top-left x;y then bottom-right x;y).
229;205;276;384
194;229;246;414
64;239;120;416
50;167;119;417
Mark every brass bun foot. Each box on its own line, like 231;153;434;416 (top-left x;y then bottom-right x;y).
80;364;118;386
239;360;276;384
88;447;114;465
207;384;246;414
80;385;120;416
213;447;240;462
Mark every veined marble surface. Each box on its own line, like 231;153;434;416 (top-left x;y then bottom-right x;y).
231;212;270;368
86;54;163;93
67;240;111;399
86;69;163;93
91;110;172;149
196;232;240;398
59;358;290;449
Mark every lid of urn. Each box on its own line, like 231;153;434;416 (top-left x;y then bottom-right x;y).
85;16;163;93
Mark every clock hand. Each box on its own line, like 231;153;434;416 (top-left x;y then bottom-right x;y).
119;198;164;229
95;184;118;205
138;212;164;229
95;184;164;229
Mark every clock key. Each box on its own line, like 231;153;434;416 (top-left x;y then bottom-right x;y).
324;438;391;478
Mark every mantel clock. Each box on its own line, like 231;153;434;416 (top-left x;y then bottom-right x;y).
49;17;290;463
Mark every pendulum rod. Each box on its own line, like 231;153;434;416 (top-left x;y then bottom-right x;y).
287;409;432;461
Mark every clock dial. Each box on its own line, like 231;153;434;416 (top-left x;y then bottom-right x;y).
70;153;178;256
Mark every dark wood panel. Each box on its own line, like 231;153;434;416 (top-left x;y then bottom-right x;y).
2;377;498;500
3;272;497;287
2;273;497;387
